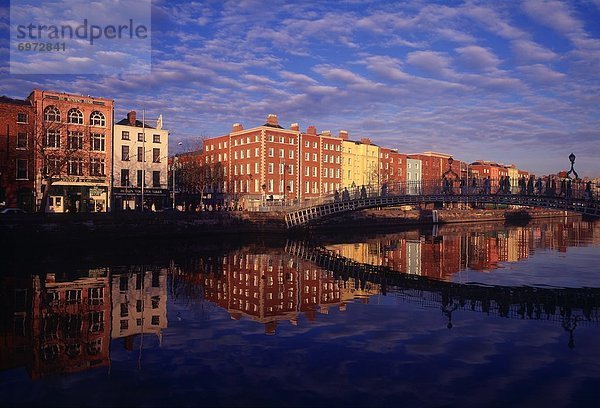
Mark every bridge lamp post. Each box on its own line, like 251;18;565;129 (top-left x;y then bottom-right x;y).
566;153;579;180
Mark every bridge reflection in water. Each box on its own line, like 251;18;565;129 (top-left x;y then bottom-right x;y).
2;221;599;385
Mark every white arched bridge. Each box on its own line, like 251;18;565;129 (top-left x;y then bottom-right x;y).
283;179;600;229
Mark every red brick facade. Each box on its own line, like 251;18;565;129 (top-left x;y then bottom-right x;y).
0;97;35;210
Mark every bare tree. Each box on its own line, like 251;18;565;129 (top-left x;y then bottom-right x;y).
33;110;79;213
178;160;225;210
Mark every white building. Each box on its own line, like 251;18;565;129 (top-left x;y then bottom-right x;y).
113;111;169;211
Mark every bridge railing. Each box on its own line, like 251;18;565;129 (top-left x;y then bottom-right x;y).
267;177;598;212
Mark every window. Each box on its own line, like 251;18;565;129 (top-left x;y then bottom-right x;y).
136;299;143;312
313;142;317;148
122;130;130;140
17;132;27;149
152;271;159;287
67;131;83;150
137;169;144;187
305;153;309;160
268;148;274;157
279;149;284;158
138;132;144;142
122;145;130;161
313;153;317;162
153;134;160;143
91;133;105;151
45;130;60;148
68;108;84;124
151;296;160;309
90;158;105;176
268;163;274;174
67;157;83;175
304;141;309;147
120;303;128;317
151;315;160;325
88;312;104;333
44;106;60;122
66;289;82;304
268;135;274;142
255;147;259;157
137;146;144;162
90;111;105;126
16;159;28;180
121;169;130;187
89;287;104;305
120;320;129;330
153;171;160;187
17;113;28;123
152;148;160;163
44;157;60;175
119;276;128;291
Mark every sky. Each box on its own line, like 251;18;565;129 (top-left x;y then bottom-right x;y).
1;0;599;177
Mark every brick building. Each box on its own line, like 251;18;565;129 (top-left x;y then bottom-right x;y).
0;96;35;211
201;114;345;208
27;89;114;213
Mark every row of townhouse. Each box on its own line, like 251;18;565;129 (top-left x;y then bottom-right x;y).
199;114;472;207
0;89;169;212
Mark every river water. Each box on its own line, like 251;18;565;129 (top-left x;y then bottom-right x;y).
1;218;599;407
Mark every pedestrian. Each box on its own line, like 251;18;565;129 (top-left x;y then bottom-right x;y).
498;176;505;194
484;177;491;195
342;187;350;201
566;179;572;198
360;185;367;199
334;189;340;202
536;177;543;195
527;176;534;195
560;178;567;197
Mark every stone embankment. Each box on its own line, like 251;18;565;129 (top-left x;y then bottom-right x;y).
0;207;578;248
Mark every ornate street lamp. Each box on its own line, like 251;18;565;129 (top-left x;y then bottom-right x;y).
566;153;579;180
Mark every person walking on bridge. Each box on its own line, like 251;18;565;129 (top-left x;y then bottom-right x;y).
360;185;367;199
342;187;350;201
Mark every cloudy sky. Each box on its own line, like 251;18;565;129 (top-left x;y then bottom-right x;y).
1;0;600;176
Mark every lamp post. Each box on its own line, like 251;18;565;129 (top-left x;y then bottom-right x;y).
172;156;178;209
566;153;579;180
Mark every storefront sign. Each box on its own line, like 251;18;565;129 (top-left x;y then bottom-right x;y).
89;187;104;197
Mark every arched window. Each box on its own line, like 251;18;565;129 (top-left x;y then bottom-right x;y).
90;111;105;127
44;106;60;122
68;108;84;124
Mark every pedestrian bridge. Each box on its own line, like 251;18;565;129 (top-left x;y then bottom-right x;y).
284;180;599;229
285;240;600;333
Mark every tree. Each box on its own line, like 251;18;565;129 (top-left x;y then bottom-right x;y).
34;108;78;213
178;159;224;210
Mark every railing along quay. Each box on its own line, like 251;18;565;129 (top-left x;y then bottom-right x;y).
283;179;600;228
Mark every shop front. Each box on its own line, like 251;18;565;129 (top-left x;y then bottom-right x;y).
112;187;168;211
46;179;109;213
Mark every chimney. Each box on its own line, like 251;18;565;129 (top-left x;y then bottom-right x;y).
290;123;299;131
339;130;349;140
266;114;279;126
321;130;332;137
360;137;371;145
127;111;136;126
306;125;317;135
232;123;244;132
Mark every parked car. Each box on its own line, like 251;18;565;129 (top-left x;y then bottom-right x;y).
160;207;181;213
0;208;27;214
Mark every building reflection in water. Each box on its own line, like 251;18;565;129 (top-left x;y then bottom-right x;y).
191;251;379;335
0;219;598;381
0;266;168;380
324;219;598;280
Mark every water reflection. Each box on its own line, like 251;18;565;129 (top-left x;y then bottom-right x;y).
1;218;599;391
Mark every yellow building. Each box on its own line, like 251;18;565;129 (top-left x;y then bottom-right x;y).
341;136;380;189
